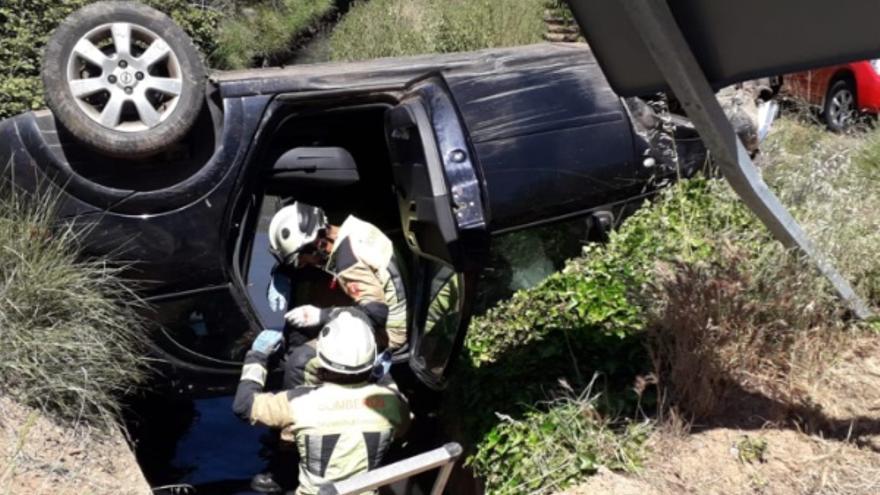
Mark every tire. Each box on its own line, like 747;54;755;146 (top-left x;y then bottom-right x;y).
823;79;857;133
41;1;205;157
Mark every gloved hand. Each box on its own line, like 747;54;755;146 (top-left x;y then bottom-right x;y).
285;305;321;327
251;329;284;355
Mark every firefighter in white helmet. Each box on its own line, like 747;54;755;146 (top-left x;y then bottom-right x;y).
266;201;407;387
234;308;410;494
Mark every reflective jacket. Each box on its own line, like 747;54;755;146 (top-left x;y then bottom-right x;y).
233;350;411;495
323;215;407;350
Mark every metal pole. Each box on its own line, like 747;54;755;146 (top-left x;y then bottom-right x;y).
621;0;872;319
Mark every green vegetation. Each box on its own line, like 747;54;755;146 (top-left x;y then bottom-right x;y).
0;186;149;428
0;0;549;118
735;435;769;464
0;0;221;120
211;0;335;69
457;117;880;494
328;0;545;62
473;382;650;495
4;0;877;489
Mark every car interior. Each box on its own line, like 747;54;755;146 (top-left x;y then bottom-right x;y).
232;97;469;387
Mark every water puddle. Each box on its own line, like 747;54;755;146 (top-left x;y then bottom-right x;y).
126;394;271;494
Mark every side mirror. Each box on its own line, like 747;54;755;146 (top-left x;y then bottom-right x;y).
270;147;360;187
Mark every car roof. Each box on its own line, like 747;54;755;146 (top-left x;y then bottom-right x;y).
569;0;880;96
211;43;594;98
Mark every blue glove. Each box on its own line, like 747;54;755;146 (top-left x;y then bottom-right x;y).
251;329;284;355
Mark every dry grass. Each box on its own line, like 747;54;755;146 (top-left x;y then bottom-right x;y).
0;183;149;428
645;246;848;420
643;116;879;424
328;0;545;62
761;118;880;304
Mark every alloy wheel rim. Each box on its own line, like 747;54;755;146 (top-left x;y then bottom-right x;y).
829;88;856;129
66;22;183;132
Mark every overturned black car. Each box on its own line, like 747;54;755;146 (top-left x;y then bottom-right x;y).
0;2;715;393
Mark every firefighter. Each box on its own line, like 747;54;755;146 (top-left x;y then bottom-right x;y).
266;202;407;387
233;309;411;494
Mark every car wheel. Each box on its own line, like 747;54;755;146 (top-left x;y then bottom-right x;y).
823;80;857;132
41;1;205;157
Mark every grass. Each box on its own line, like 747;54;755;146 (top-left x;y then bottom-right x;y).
645;244;848;419
328;0;545;62
646;117;880;420
471;378;650;495
211;0;335;69
454;115;880;494
0;183;149;428
761;117;880;304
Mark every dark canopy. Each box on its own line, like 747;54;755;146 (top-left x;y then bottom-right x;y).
568;0;880;96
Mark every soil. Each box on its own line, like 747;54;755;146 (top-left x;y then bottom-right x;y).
0;396;151;495
560;336;880;495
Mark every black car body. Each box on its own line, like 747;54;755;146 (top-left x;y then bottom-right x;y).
0;43;695;392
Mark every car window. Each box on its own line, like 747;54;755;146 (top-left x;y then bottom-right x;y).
475;216;597;315
411;263;464;381
146;288;255;364
242;195;286;331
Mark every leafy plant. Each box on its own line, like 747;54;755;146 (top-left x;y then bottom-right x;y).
470;380;650;495
449;179;760;493
452;116;880;491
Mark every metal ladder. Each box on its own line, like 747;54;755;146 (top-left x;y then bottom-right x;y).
319;443;463;495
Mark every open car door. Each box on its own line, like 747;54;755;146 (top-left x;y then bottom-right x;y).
386;76;488;388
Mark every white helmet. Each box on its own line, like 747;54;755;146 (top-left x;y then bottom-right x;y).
316;310;377;375
268;202;327;265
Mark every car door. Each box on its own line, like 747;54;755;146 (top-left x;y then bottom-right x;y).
385;76;489;389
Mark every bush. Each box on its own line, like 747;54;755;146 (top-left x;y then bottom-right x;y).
211;0;335;69
0;185;149;428
0;0;221;120
456;117;880;493
453;179;754;490
470;380;650;495
328;0;545;62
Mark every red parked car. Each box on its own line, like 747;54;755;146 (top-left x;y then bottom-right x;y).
785;60;880;131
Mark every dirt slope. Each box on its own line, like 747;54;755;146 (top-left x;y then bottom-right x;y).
560;337;880;495
0;396;150;495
